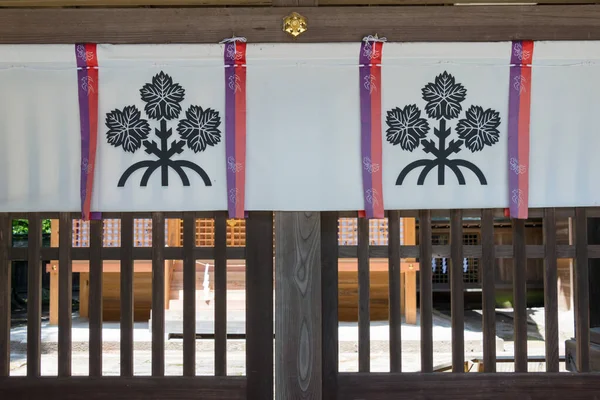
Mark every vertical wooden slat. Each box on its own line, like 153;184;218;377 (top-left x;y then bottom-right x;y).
575;207;590;372
450;209;464;373
512;218;528;372
388;210;402;373
419;210;433;373
214;212;227;376
58;212;72;377
481;209;496;373
0;214;10;377
247;211;274;400
543;208;559;372
120;213;134;377
151;212;165;376
27;213;41;377
357;217;370;373
321;212;338;400
89;219;103;377
275;212;321;399
182;212;196;377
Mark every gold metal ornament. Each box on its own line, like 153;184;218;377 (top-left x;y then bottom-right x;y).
283;12;307;37
227;219;238;227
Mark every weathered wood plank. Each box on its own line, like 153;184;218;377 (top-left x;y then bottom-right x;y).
480;209;496;373
120;213;134;377
512;218;528;372
214;212;227;376
419;210;433;373
575;207;590;372
275;212;321;400
388;210;402;373
357;217;370;373
0;377;247;400
58;212;73;377
7;245;246;261
321;212;339;400
543;208;559;372
450;210;464;373
337;373;600;400
246;212;274;400
0;0;266;5
27;213;42;377
182;212;196;377
151;212;165;376
0;214;10;377
3;6;600;43
89;219;103;377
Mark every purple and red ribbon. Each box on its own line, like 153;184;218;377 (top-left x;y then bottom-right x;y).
223;38;247;219
359;37;385;219
75;43;100;220
507;40;534;219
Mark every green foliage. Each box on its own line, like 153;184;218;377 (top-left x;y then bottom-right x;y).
12;219;51;236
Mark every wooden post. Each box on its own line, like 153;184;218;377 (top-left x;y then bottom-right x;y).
49;219;59;325
403;217;417;325
275;212;322;400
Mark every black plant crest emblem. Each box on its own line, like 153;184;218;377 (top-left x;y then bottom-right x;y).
386;71;501;185
106;71;221;187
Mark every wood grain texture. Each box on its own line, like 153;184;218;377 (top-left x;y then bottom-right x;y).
214;212;227;376
120;213;134;377
450;210;464;373
8;246;245;261
27;213;42;377
543;208;559;372
246;212;274;400
337;373;600;400
182;212;196;377
512;218;528;372
275;212;321;400
480;209;496;373
58;212;73;377
387;210;401;373
321;212;339;400
0;0;266;5
575;207;590;372
3;6;600;44
0;214;9;377
89;219;103;377
151;212;166;376
419;210;433;373
0;377;247;400
357;217;370;373
338;243;600;260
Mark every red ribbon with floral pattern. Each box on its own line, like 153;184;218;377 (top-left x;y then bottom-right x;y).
75;43;100;220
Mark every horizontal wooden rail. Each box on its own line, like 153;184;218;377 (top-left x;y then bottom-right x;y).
0;377;247;400
0;5;600;43
339;244;600;259
1;0;599;6
338;373;600;400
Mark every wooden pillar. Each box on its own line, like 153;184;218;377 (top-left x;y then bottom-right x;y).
403;218;417;325
49;219;59;325
164;219;181;310
275;212;322;400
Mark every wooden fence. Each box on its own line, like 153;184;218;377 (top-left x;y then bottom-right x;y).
0;208;599;399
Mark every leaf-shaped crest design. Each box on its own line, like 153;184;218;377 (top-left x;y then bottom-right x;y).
140;71;185;121
456;106;501;152
105;106;151;153
421;71;467;120
177;105;222;153
385;105;430;151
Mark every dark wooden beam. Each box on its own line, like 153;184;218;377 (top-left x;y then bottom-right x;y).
0;5;600;43
338;373;600;400
0;377;246;400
